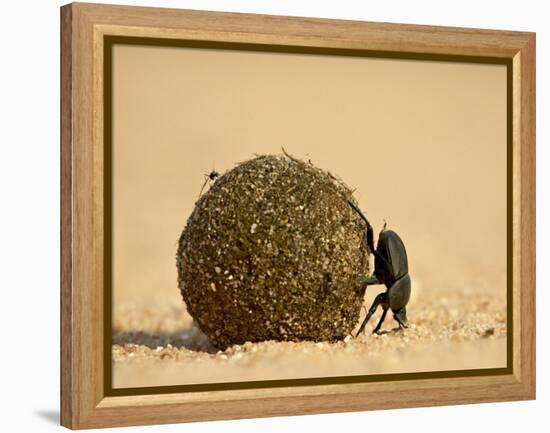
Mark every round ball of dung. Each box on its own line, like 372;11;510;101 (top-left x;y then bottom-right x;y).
177;154;370;348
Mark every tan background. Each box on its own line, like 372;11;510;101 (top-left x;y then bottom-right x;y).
112;45;507;387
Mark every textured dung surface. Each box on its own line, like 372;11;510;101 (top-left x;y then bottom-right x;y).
176;154;370;348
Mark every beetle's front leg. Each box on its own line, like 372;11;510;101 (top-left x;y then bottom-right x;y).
355;292;388;337
355;274;382;296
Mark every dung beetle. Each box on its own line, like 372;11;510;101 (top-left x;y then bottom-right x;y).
348;200;411;336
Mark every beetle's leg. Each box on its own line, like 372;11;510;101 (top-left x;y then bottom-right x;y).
355;292;388;337
348;201;376;253
363;275;381;285
372;307;389;334
355;274;382;296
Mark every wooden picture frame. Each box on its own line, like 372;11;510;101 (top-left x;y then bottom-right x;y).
60;2;535;429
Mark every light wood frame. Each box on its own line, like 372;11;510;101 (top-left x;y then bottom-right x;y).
60;2;536;429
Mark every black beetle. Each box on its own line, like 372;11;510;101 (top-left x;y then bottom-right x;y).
348;200;411;336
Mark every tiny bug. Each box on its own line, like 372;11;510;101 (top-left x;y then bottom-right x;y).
198;170;220;198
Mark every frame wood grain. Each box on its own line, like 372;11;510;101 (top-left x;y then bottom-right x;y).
60;2;535;429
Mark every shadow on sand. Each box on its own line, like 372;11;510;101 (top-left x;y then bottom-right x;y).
374;327;404;336
112;328;217;353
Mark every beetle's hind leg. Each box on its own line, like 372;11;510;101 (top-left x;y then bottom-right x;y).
355;292;388;337
372;307;389;334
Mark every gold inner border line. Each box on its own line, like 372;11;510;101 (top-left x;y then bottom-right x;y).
103;35;513;397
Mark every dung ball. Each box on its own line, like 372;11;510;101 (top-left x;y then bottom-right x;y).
177;154;370;348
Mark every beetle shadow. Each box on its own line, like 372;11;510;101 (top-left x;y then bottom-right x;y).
375;327;404;336
112;328;217;354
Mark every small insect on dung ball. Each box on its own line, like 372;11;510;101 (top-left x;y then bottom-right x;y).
176;153;370;349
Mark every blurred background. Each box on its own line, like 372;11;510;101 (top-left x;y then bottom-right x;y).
113;44;507;307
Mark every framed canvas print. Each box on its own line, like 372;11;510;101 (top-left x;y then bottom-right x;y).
60;2;536;429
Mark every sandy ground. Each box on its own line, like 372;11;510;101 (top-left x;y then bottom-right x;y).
112;282;506;388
